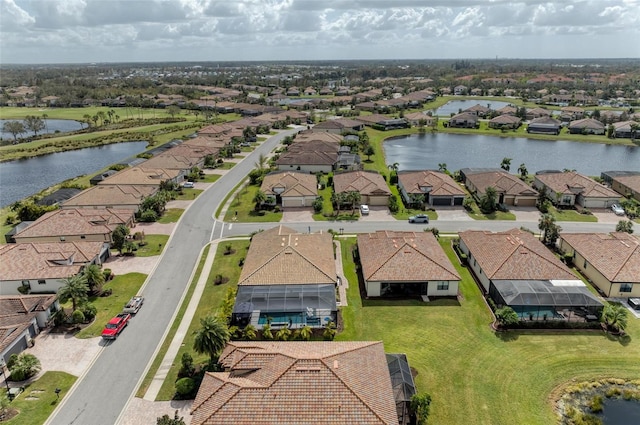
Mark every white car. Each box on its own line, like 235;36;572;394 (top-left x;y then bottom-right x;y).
183;181;195;188
611;204;625;216
359;204;370;215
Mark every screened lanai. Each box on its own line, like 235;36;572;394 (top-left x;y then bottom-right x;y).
231;284;337;329
387;354;416;425
489;279;604;321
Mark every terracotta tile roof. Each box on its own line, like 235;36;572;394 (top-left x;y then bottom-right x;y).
613;174;640;193
198;123;236;136
398;170;465;197
99;166;181;186
294;130;343;144
0;241;103;280
535;171;620;198
334;171;391;196
141;153;201;170
459;229;576;280
489;115;522;125
167;144;220;159
560;233;640;282
466;171;537;197
14;208;134;240
357;231;460;282
260;171;318;197
192;341;398;425
62;185;157;208
238;226;336;286
183;136;229;150
568;118;605;130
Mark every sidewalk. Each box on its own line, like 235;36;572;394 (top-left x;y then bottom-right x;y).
334;240;349;307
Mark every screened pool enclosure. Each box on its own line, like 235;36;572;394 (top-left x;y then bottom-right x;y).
231;284;337;329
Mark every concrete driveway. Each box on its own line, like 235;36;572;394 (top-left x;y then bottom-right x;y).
360;205;396;221
282;207;314;222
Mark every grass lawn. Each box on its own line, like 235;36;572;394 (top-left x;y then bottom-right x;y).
337;238;640;425
157;208;184;224
132;234;169;257
223;184;282;223
156;240;249;400
2;371;76;425
213;161;236;170
466;201;517;220
136;244;211;398
174;188;203;200
74;272;147;339
548;206;598;223
199;174;221;183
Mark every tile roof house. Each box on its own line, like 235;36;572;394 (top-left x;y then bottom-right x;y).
333;171;391;206
447;112;479;129
260;171;318;208
612;120;639;139
461;169;538;206
275;139;340;173
568;118;606;135
403;112;436;127
0;241;105;295
11;208;134;244
312;118;365;133
1;294;58;363
141;151;205;172
526;116;562;135
463;104;492;117
232;226;337;329
61;184;157;211
559;232;640;298
488;114;522;129
525;107;553;120
533;171;620;209
607;172;640;202
99;166;182;187
459;229;602;320
397;170;465;207
358;231;460;298
191;341;401;425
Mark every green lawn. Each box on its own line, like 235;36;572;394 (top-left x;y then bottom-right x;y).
157;208;184;224
548;206;598;223
136;244;211;398
156;240;249;400
74;272;147;338
223;184;282;223
213;161;236;170
337;238;640;425
132;234;169;257
311;186;361;221
199;174;222;183
2;371;76;425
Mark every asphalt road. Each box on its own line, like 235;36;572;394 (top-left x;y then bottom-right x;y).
47;128;301;425
47;127;620;425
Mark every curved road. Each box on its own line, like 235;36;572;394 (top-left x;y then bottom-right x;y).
47;128;620;425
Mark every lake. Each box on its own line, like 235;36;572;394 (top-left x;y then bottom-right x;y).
383;133;640;176
0;119;85;141
0;142;148;207
434;100;512;116
599;398;640;425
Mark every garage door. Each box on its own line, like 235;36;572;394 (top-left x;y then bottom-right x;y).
432;197;452;206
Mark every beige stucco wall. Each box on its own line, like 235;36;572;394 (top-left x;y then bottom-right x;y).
0;278;66;296
459;238;492;292
14;234;111;244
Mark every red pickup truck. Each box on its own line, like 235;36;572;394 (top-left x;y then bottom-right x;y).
101;313;131;339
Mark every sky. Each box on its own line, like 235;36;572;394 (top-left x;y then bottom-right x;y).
1;0;640;64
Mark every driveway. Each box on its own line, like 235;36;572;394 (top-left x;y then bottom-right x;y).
120;399;192;425
360;205;396;221
510;207;541;221
282;207;313;222
592;209;627;224
103;255;160;276
435;207;474;221
134;221;176;235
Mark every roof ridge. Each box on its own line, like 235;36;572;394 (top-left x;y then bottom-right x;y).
194;378;241;420
612;240;640;281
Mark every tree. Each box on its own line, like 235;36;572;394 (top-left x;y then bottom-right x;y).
364;144;375;160
242;324;257;341
3;120;26;143
601;304;628;333
538;213;562;246
331;192;346;216
346;191;361;214
517;163;528;180
298;325;313;341
58;274;89;312
83;264;105;294
410;393;432;425
157;411;186;425
24;115;45;136
112;224;130;254
438;163;448;173
495;307;519;327
8;353;41;381
500;157;512;172
615;220;634;234
275;327;291;341
193;314;230;364
254;153;267;171
253;189;266;211
480;186;498;213
323;321;337;340
167;105;181;118
261;323;273;340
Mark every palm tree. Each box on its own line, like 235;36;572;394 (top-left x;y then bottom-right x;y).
253;190;266;211
254;153;267;171
438;163;448;173
261;323;273;340
615;220;634;234
58;274;89;312
500;157;512;172
331;192;346;216
388;162;399;173
193;315;230;364
83;264;105;294
601;304;628;333
346;191;361;214
298;325;313;341
517;163;528;180
242;324;257;341
538;213;562;246
275;327;291;341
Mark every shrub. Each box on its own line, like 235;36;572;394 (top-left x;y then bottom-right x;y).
174;377;196;399
139;210;158;222
81;303;97;322
71;309;86;324
103;268;113;281
8;353;41;381
6;354;18;371
178;353;195;378
588;395;604;413
313;197;323;213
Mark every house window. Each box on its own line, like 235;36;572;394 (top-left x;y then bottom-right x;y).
620;283;633;293
562;195;572;204
38;280;46;285
437;282;449;291
584;260;588;269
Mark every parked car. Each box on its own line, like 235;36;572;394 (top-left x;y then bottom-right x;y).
183;181;195;188
123;295;144;314
409;214;429;223
359;204;370;215
611;204;625;216
101;313;131;339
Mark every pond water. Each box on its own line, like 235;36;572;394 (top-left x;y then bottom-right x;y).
599;398;640;425
0;141;148;207
0;119;85;141
383;133;640;176
434;100;512;116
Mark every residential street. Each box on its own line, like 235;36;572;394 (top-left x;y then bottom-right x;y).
47;128;621;425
